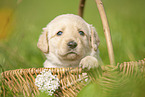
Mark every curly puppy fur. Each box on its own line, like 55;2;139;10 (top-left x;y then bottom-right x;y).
37;14;100;69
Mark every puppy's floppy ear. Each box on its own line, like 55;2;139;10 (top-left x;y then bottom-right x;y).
90;25;100;51
37;28;49;53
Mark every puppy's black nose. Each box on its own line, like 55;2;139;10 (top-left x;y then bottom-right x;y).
67;41;77;49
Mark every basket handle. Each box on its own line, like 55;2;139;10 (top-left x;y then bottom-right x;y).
78;0;115;65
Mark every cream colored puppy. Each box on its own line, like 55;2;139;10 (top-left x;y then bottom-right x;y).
37;14;100;69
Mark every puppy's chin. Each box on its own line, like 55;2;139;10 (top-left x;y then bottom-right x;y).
58;52;81;61
66;53;78;60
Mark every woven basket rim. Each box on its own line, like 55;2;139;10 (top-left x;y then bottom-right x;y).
1;58;145;75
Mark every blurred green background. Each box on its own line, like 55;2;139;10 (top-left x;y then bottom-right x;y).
0;0;145;72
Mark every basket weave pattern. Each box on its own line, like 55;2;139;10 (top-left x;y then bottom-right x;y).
1;67;88;97
1;58;145;97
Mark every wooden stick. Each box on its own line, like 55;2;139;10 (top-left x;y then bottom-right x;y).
95;0;115;65
78;0;86;17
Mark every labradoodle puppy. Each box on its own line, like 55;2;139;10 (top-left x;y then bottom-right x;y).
37;14;100;69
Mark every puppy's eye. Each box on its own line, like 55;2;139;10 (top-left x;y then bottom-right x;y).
79;31;85;36
57;31;63;36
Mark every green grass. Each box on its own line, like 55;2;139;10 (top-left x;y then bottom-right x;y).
0;0;145;96
0;0;144;70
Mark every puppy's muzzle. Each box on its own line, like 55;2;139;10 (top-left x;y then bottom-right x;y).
67;41;77;49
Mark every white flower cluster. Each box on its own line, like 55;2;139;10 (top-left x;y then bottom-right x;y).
35;69;60;96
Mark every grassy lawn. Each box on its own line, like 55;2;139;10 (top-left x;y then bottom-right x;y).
0;0;145;70
0;0;145;96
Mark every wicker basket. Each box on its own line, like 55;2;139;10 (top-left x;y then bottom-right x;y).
1;67;88;97
1;59;145;97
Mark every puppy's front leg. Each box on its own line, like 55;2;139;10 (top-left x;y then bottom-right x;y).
79;56;99;70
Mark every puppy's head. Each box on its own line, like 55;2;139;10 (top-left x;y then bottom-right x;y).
37;14;100;62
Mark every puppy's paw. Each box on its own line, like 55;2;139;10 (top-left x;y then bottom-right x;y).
79;56;99;70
